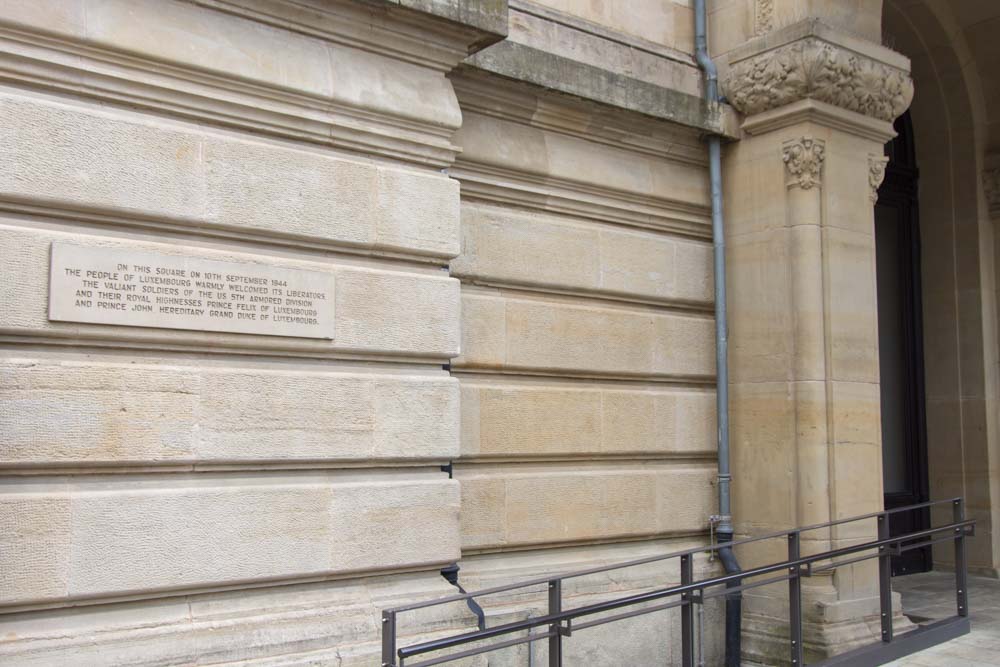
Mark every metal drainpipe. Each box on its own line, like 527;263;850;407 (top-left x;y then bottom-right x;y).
693;2;742;666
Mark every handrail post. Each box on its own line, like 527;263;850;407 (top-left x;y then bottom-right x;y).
382;610;396;667
953;499;968;617
548;579;562;667
681;554;694;667
877;514;893;643
384;499;975;666
788;531;803;667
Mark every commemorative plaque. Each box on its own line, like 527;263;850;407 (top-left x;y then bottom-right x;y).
48;243;335;339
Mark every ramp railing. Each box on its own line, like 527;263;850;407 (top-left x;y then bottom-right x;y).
381;498;975;667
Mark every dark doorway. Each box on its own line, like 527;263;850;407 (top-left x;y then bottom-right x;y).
875;111;931;576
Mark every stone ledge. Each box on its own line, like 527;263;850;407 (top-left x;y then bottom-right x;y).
0;472;461;608
0;356;459;469
0;88;461;260
455;462;716;550
0;573;473;666
459;379;715;459
380;0;508;49
463;41;739;138
726;18;910;71
0;0;491;167
453;202;714;308
455;291;716;380
510;0;694;67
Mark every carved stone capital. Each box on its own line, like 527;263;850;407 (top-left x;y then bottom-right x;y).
722;37;913;122
868;154;889;202
984;168;1000;217
783;136;825;189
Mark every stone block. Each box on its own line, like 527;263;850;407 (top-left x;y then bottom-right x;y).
528;0;673;49
730;381;797;533
456;292;714;378
455;111;708;209
455;464;715;550
376;168;461;257
461;382;603;458
456;290;506;368
460;381;715;458
0;356;458;466
453;112;550;176
0;473;460;606
0;225;460;358
825;227;879;382
829;381;881;448
725;229;793;382
455;202;713;304
0;90;459;259
453;203;601;293
722;144;788;236
708;0;751;58
0;572;474;666
0;0;86;35
823;138;882;235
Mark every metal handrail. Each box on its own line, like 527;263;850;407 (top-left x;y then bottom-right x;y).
387;497;961;615
381;498;975;667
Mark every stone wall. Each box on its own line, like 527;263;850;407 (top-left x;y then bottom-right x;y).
0;0;733;663
11;1;996;666
447;70;724;663
0;0;500;664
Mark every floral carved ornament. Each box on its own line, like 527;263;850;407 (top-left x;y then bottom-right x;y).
782;136;825;189
868;155;889;202
754;0;774;35
721;38;914;122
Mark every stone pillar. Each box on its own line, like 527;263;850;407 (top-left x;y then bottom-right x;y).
720;22;913;664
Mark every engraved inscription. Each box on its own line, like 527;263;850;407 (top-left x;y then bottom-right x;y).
49;243;335;339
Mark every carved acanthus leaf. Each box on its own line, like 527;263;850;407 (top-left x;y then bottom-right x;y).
721;38;913;122
783;136;825;189
868;155;889;202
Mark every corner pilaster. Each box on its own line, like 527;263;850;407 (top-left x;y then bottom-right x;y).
720;19;913;664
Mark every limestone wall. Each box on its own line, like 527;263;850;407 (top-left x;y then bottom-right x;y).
0;0;500;664
448;72;723;664
0;0;736;664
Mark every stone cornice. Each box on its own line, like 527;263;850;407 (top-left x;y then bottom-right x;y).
194;0;506;69
722;24;913;122
463;41;740;138
741;99;897;144
451;72;708;166
450;160;712;240
0;0;503;168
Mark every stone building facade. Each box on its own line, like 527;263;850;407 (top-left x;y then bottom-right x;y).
0;0;997;665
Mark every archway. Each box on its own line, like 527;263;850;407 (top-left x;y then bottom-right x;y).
883;0;997;576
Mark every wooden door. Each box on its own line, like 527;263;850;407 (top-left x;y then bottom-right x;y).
875;112;931;576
